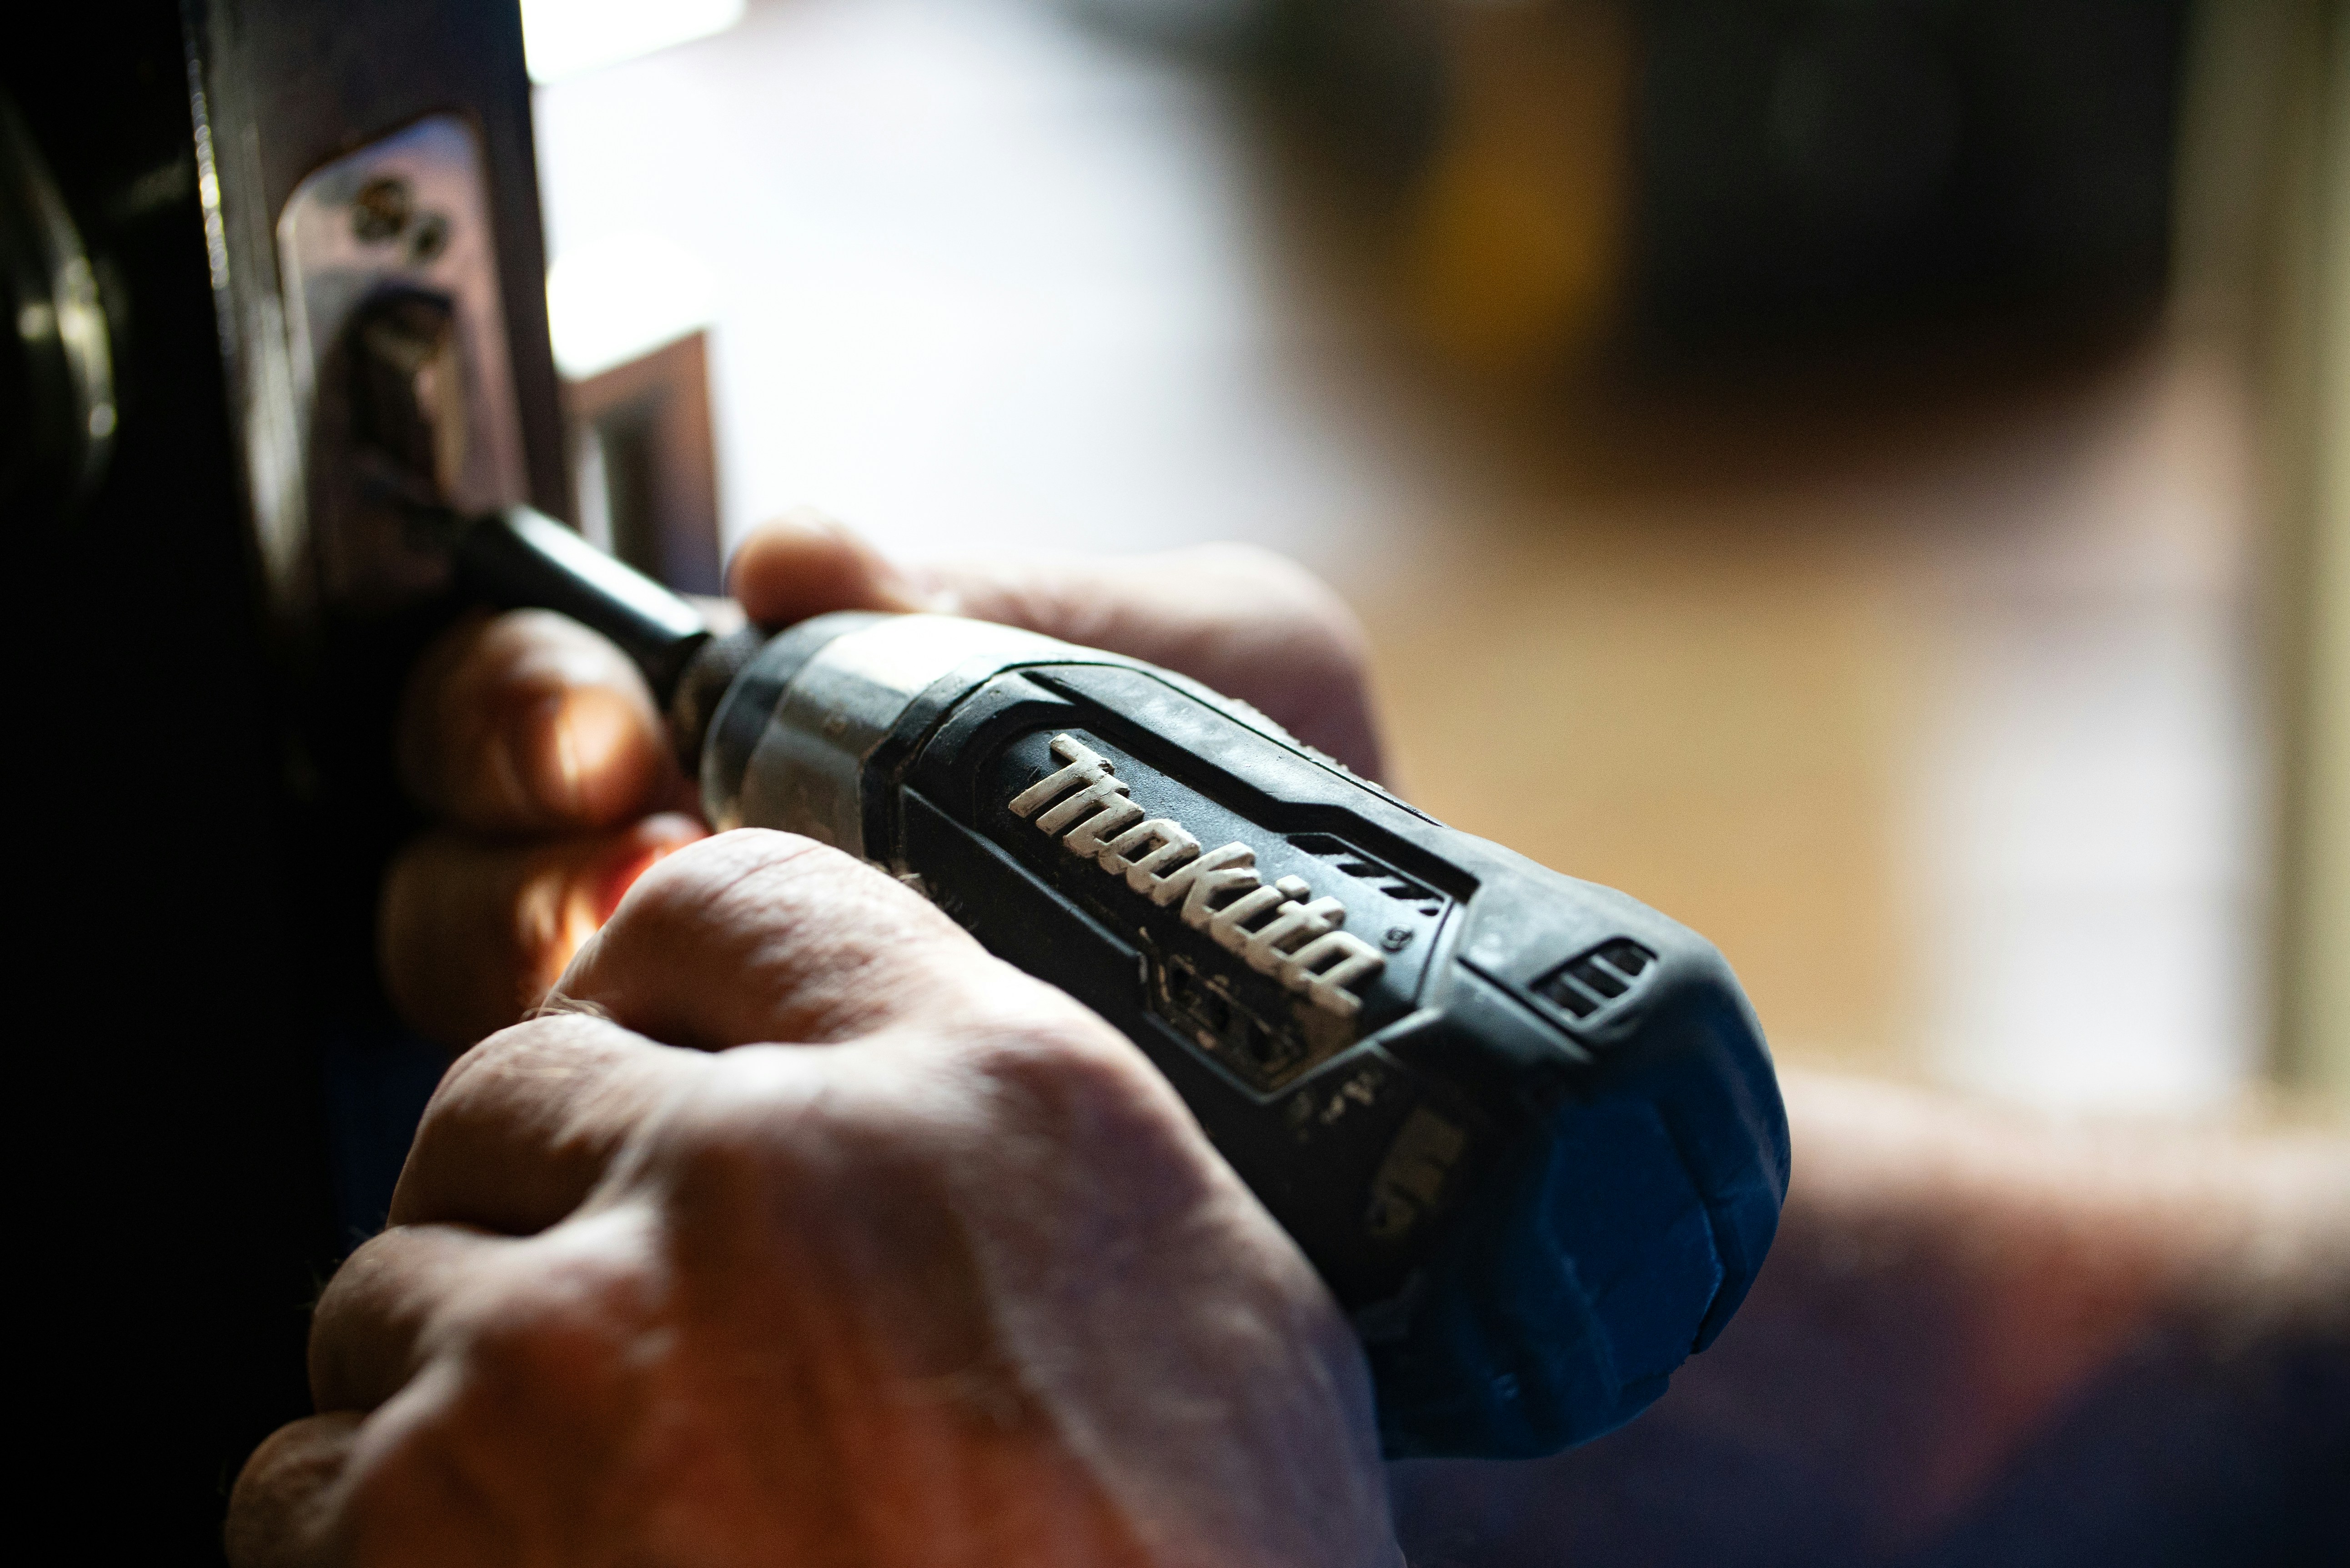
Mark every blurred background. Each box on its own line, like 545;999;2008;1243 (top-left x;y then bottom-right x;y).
522;0;2350;1118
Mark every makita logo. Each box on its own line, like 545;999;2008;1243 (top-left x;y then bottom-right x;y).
1009;734;1386;1018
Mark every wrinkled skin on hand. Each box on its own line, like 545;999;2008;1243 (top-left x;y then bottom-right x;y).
240;510;2350;1566
233;516;1398;1565
234;831;1398;1567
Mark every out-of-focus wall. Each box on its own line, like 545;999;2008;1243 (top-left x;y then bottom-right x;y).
1355;498;1918;1073
530;0;2322;1116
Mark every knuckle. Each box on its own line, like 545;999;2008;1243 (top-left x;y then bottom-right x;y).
402;1040;504;1177
334;1405;516;1563
586;830;991;1033
410;1023;536;1152
330;1227;666;1556
456;1230;662;1417
307;1236;407;1390
953;1002;1205;1179
658;1046;826;1197
601;828;831;937
406;1014;611;1172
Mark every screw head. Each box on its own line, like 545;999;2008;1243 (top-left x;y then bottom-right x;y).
1381;926;1413;952
405;211;451;265
350;176;412;243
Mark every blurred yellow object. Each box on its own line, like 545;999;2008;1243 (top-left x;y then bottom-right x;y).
2265;1;2350;1111
1404;0;1632;379
2181;0;2350;1111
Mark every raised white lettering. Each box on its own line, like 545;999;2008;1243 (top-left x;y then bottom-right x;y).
1065;797;1146;856
1036;776;1131;836
1172;845;1263;928
1207;877;1302;953
1010;736;1113;818
1011;734;1385;1016
1282;930;1386;1019
1101;819;1199;887
1241;893;1346;976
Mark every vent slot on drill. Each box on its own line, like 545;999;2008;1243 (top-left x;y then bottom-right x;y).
1534;939;1657;1021
1151;953;1331;1092
1290;833;1445;916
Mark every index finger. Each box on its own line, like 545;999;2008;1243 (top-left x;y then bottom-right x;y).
550;828;1097;1054
384;830;1112;1234
397;608;683;834
387;1010;685;1233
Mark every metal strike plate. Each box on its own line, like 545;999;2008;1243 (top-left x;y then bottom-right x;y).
276;113;527;613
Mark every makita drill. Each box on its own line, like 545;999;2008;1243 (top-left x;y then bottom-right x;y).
457;505;1790;1461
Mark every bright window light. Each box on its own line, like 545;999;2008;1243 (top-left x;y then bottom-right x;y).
520;0;746;84
547;233;716;379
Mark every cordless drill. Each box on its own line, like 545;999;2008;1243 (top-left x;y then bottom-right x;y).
457;506;1790;1461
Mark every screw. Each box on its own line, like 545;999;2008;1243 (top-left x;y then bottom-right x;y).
351;176;412;243
405;211;451;265
1381;926;1413;951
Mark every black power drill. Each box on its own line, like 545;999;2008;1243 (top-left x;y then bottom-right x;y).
458;506;1790;1460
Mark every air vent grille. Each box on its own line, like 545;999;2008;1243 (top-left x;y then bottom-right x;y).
1534;938;1657;1021
1290;832;1444;916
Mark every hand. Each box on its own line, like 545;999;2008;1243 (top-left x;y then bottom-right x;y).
233;831;1399;1565
382;513;1384;1049
1386;1074;2350;1566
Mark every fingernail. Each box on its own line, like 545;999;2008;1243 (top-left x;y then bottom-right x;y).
862;553;932;614
900;568;958;614
512;694;581;817
522;689;634;820
485;700;547;819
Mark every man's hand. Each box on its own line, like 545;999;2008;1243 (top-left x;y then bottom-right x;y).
1387;1079;2350;1566
382;513;1382;1049
345;512;2348;1564
234;831;1398;1566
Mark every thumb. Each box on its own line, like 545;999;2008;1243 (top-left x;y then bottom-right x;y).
726;506;932;627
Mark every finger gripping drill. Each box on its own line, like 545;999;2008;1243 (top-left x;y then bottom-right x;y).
459;508;1790;1460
